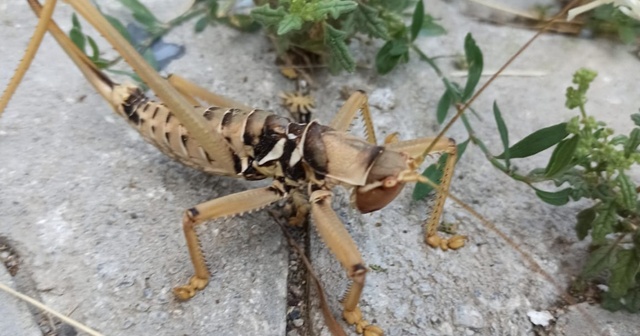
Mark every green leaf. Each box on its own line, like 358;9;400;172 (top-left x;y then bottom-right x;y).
86;36;101;61
389;41;409;56
104;14;134;44
251;5;286;27
420;15;446;37
610;134;628;146
544;135;579;177
314;0;357;20
493;101;509;168
618;25;636;44
436;89;452;124
601;292;625;311
413;161;443;200
384;0;414;12
496;122;568;159
625;128;640;157
620;286;640;313
631;113;640;127
410;0;424;42
582;244;616;278
591;204;616;244
456;139;470;163
616;173;637;211
609;250;640;298
575;207;596;240
277;14;303;35
194;16;209;33
413;140;469;200
119;0;160;29
462;33;483;101
69;27;86;53
71;12;82;31
534;187;572;206
324;24;355;73
354;3;390;39
375;39;408;75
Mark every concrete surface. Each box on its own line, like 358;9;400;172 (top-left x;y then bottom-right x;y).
0;266;41;336
1;0;640;336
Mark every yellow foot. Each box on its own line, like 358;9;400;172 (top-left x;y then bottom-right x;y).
343;307;384;335
426;234;466;251
173;275;209;301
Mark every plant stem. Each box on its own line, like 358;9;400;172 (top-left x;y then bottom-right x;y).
459;113;540;185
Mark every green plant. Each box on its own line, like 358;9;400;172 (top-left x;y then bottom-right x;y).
249;0;445;74
568;2;640;44
417;56;640;311
72;0;446;76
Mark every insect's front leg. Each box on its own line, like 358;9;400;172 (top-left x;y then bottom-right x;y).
174;184;287;300
309;189;383;336
388;137;466;250
330;90;464;251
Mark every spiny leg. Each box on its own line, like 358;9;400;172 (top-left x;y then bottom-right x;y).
174;185;286;300
0;0;57;116
329;90;377;145
388;137;465;250
309;190;383;336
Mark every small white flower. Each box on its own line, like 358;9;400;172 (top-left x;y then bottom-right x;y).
567;0;640;21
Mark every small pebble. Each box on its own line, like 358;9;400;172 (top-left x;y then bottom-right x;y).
527;310;554;327
368;88;396;110
453;305;484;329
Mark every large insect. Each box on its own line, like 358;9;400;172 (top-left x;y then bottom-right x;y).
0;1;468;335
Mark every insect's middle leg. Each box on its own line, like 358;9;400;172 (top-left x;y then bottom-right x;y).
310;190;383;336
174;184;286;300
388;137;466;250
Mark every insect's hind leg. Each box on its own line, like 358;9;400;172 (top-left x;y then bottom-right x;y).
388;137;466;251
174;185;286;300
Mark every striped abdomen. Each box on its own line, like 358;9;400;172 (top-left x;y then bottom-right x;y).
113;86;386;189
